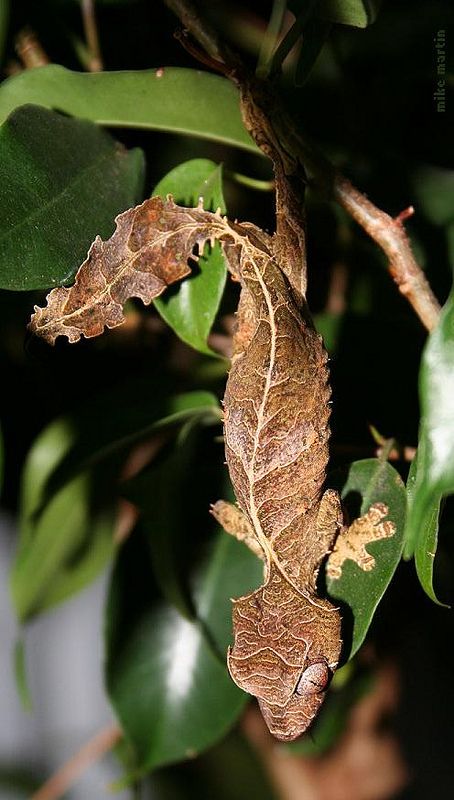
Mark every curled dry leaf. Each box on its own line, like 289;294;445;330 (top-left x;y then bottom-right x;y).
29;196;235;344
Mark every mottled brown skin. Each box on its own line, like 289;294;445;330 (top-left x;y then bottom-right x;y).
223;238;343;740
221;79;343;741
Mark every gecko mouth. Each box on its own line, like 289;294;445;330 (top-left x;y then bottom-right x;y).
258;689;327;741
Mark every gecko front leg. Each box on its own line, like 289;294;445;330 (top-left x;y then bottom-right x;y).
327;502;396;580
211;500;266;562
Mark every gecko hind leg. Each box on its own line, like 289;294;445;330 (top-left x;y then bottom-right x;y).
211;500;265;561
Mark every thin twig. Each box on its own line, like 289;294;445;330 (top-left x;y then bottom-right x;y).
333;179;441;330
81;0;103;72
164;0;229;63
164;0;441;332
31;724;121;800
15;28;50;69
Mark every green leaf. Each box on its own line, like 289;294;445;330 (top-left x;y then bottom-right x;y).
192;507;264;659
0;66;257;153
294;19;332;86
403;286;454;603
257;0;288;77
148;729;275;800
327;459;406;659
105;530;248;776
11;419;116;622
0;104;144;290
153;160;227;355
123;421;208;620
314;310;343;353
290;0;380;27
14;638;32;713
412;166;454;227
41;388;220;505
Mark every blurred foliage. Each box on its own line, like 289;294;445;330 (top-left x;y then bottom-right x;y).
0;0;453;797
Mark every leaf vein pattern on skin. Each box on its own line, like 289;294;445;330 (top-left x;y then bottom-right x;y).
243;253;324;609
38;219;228;332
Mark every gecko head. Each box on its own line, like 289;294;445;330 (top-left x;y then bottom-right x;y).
257;658;334;741
227;582;342;741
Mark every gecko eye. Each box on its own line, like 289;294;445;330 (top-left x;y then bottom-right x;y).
295;660;330;696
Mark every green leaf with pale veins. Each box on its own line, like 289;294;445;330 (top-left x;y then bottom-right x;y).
0;104;144;290
327;458;406;660
0;66;257;153
403;284;454;604
153;159;227;355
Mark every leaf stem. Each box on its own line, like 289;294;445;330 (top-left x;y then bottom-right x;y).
80;0;103;72
226;169;274;192
267;0;318;76
256;0;288;78
164;0;441;332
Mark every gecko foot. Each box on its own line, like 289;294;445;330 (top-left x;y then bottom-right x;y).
326;502;396;580
211;499;265;561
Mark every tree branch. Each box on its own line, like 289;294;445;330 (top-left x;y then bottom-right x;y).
163;0;441;332
31;724;121;800
81;0;103;72
333;178;440;331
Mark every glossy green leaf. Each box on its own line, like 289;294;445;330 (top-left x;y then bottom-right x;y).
327;459;406;660
290;0;380;26
403;286;454;603
192;510;264;659
0;66;257;153
0;104;144;290
11;419;115;622
153;160;227;355
105;530;248;776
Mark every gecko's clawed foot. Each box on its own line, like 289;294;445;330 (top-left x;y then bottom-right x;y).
326;502;396;580
211;499;266;561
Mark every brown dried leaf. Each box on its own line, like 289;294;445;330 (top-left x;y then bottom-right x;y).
29;196;232;344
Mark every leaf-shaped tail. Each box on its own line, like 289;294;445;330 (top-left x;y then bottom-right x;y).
29;197;232;345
